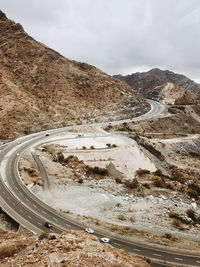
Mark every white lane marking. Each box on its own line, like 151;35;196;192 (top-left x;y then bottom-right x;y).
33;204;37;208
53;217;58;221
13;202;16;206
19;209;23;213
7;196;10;200
37;222;42;226
28;215;32;219
133;248;141;252
153;253;162;257
196;261;200;263
2;191;5;195
42;210;47;214
26;198;30;202
65;223;70;227
174;258;183;261
19;192;22;196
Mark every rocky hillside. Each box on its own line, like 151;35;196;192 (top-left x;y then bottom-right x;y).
114;68;200;97
0;10;148;140
147;82;199;105
0;228;150;267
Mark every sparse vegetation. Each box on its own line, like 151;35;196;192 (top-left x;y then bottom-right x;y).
164;233;172;239
86;166;108;176
118;214;126;221
172;218;182;228
38;232;49;240
135;169;150;176
123;178;139;189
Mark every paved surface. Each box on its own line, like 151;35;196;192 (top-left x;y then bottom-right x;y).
0;100;200;266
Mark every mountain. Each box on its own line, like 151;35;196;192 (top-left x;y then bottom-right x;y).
147;82;198;105
0;10;148;139
114;68;200;97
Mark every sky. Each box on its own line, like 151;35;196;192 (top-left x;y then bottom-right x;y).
1;0;200;82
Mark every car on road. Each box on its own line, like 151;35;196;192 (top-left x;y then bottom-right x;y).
45;133;49;136
44;222;53;228
85;228;94;234
100;237;110;243
16;153;20;156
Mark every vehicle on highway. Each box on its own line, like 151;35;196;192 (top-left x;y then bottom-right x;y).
44;222;53;228
85;228;94;234
45;133;49;136
16;153;20;156
100;237;110;243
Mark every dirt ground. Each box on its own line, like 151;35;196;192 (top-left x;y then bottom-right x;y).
18;129;200;253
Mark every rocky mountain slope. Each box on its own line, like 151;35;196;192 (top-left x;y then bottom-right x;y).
147;82;198;105
0;228;150;267
0;10;148;140
114;68;200;97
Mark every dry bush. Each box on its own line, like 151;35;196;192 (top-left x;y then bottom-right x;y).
0;243;25;259
135;169;150;176
86;166;108;176
172;218;182;228
123;178;139;189
118;214;126;221
169;212;190;224
186;209;197;221
38;232;49;240
115;177;122;184
90;145;95;149
82;146;86;149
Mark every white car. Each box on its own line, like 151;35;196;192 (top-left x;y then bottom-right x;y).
100;237;110;243
85;228;94;234
16;153;20;156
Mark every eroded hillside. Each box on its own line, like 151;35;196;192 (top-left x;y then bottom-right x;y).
0;10;148;139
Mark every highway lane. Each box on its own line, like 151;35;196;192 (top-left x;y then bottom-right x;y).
1;100;200;266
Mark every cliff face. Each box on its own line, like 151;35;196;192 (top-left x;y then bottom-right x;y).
0;10;147;139
114;68;200;97
0;229;150;267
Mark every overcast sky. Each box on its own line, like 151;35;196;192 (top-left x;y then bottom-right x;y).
1;0;200;82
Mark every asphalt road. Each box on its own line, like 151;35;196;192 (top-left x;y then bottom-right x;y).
0;100;200;266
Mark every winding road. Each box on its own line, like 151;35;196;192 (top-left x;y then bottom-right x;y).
0;100;200;266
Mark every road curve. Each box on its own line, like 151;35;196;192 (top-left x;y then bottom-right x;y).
0;100;200;266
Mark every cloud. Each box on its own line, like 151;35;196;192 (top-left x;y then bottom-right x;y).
1;0;200;81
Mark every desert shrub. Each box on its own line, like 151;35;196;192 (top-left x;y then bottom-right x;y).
0;244;19;259
116;203;121;207
123;178;139;189
82;146;86;149
115;177;122;184
38;232;49;240
164;233;172;239
188;183;200;194
78;178;83;184
130;216;135;223
135;169;150;176
172;218;182;228
111;144;117;148
153;177;165;188
169;212;190;224
90;145;95;149
186;209;197;221
154;169;164;177
56;152;64;163
86;166;108;176
118;214;126;221
142;183;150;189
106;143;111;148
187;189;199;200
